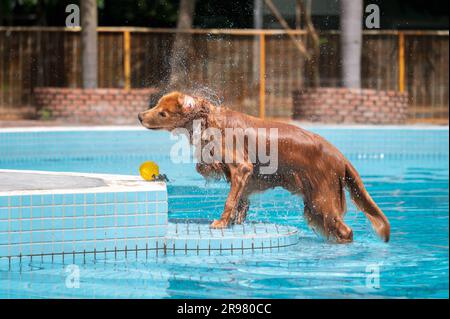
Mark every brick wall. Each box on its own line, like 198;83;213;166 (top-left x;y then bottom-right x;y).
293;88;408;124
34;88;158;124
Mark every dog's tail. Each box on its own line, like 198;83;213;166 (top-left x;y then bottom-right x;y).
345;162;390;242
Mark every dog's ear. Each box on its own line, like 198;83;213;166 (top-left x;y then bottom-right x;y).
178;94;196;112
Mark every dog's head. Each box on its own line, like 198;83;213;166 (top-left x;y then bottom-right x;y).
138;91;208;131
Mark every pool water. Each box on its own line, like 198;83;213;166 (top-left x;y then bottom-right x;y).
0;127;448;298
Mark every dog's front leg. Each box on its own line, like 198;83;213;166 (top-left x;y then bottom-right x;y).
210;163;253;228
235;196;250;224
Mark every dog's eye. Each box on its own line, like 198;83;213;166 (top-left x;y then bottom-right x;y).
159;111;167;118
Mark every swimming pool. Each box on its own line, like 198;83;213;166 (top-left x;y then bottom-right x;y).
0;126;448;298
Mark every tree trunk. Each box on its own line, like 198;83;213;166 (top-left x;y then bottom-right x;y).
253;0;263;85
302;0;320;87
340;0;362;89
81;0;98;89
36;0;47;26
168;0;196;89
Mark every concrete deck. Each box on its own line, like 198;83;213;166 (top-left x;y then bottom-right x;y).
0;169;167;196
0;171;106;192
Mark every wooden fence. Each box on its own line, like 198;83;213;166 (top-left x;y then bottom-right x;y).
0;27;448;122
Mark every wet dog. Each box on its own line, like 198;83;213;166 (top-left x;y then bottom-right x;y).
139;91;390;243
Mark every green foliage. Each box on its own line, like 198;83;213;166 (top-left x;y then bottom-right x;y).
38;107;53;121
100;0;179;27
0;0;180;27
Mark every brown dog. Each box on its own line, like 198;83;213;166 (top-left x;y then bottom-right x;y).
138;91;390;243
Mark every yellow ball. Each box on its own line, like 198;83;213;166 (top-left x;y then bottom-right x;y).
139;161;159;181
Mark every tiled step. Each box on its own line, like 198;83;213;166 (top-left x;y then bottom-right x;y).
0;170;167;259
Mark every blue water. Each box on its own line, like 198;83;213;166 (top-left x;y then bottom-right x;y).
0;127;448;298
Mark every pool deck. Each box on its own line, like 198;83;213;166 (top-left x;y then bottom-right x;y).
0;169;166;196
0;171;106;192
0;121;448;132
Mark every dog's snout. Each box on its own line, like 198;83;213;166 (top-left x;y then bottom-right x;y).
138;112;143;122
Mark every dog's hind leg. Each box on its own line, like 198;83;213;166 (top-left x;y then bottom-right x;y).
329;215;353;243
304;179;353;243
303;204;326;237
304;200;353;243
327;177;353;243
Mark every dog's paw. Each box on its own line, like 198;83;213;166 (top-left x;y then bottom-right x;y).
210;219;229;229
